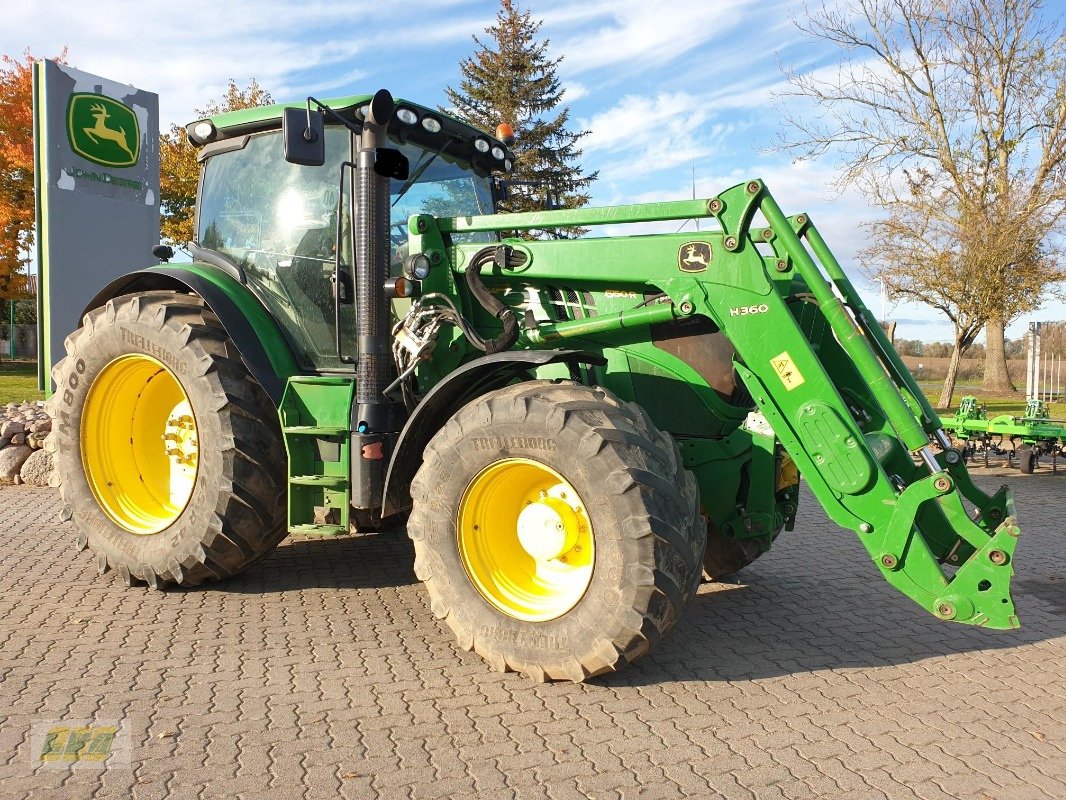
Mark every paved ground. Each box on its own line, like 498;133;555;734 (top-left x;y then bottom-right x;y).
0;475;1063;800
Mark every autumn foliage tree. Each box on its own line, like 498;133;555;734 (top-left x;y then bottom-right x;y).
0;48;67;300
159;78;273;246
862;183;1054;405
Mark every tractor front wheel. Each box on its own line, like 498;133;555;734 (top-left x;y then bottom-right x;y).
48;291;288;588
407;381;705;682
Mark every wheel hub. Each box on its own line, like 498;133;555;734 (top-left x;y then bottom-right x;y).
163;400;198;507
457;459;594;622
81;354;199;534
516;496;580;561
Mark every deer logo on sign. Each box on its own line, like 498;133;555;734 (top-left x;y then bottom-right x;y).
66;93;141;168
83;103;134;160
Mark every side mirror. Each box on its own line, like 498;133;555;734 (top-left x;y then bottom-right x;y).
283;107;325;166
152;244;174;263
375;148;409;181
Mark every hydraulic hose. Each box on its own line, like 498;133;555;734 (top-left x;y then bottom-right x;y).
464;245;520;354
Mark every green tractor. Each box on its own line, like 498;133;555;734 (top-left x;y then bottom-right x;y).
49;90;1022;681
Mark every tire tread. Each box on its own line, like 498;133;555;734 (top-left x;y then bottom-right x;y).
408;380;705;682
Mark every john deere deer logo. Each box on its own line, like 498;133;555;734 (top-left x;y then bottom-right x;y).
678;241;711;273
66;93;140;168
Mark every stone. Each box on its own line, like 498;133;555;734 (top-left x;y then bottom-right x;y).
19;449;54;487
10;433;25;446
27;432;48;450
0;437;10;449
30;418;52;434
0;445;33;484
0;420;25;438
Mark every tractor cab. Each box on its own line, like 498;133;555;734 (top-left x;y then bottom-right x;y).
187;96;508;370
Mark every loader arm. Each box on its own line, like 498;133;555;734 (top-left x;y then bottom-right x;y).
409;179;1019;630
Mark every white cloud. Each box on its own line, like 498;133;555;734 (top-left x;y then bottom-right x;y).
562;82;588;104
2;0;482;126
579;92;744;182
543;0;757;76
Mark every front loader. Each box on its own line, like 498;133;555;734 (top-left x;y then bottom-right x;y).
48;89;1021;682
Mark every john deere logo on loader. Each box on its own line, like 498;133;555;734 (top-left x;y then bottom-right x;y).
66;93;140;168
678;241;711;272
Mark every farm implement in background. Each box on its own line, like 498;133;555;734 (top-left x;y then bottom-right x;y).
943;396;1066;473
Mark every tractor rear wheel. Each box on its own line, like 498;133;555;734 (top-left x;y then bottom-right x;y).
407;381;705;682
48;291;288;588
702;521;765;581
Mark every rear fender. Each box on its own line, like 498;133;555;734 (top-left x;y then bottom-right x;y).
81;264;300;405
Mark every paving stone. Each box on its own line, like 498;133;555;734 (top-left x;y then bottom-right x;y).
0;476;1062;800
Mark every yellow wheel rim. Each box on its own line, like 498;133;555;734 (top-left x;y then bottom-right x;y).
81;354;199;534
457;458;594;622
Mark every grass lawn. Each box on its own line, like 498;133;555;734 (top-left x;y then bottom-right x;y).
0;361;44;406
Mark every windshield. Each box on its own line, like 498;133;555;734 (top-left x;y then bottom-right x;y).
196;127;494;370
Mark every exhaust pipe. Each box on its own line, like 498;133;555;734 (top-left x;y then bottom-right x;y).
353;89;397;432
349;89;402;512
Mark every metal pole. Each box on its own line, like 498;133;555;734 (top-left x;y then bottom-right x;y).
1025;324;1035;400
1030;322;1042;400
1044;349;1050;403
8;299;14;361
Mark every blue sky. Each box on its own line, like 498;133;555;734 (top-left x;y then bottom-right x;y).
7;0;1063;342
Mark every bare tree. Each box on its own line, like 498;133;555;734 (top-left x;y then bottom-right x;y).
779;0;1066;406
864;177;1052;404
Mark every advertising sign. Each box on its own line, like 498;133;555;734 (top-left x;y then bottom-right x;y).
32;61;159;390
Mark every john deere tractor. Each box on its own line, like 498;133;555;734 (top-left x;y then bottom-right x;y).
49;90;1021;681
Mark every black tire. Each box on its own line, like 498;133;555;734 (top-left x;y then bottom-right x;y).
47;291;288;588
1017;445;1036;474
702;521;765;581
407;380;705;682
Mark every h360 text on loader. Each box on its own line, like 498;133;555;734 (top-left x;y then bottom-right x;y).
48;89;1021;681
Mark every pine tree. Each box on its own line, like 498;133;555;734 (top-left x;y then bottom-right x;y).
444;0;596;238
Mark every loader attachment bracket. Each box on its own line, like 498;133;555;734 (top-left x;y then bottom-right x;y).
872;475;1019;629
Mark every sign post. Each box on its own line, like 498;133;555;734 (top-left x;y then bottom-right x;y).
32;61;159;391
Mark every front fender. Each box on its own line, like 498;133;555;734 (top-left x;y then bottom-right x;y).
82;264;300;404
381;349;607;517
